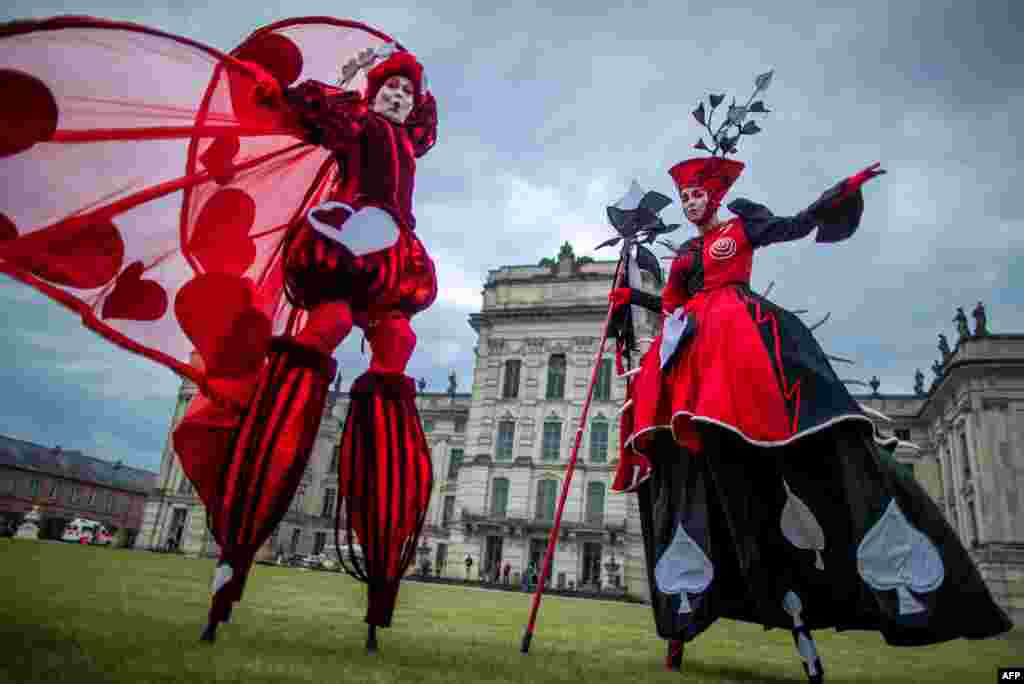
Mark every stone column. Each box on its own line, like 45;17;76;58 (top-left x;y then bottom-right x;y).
937;432;962;544
933;450;946;511
963;405;985;543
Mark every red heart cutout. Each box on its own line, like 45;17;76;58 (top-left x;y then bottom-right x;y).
187;188;256;276
101;261;168;322
0;213;18;241
234;33;303;87
0;215;124;289
175;272;271;377
309;205;352;230
0;69;58;158
199;136;240;186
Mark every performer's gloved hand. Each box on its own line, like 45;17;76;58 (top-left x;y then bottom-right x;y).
836;162;886;203
609;288;632;310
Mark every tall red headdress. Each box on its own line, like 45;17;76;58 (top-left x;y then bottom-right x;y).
668;157;745;220
366;51;425;104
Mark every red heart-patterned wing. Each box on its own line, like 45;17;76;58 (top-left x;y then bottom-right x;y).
0;16;397;399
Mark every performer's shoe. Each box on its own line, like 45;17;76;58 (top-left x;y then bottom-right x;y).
665;639;684;671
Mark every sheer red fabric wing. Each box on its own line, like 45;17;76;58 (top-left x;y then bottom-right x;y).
0;16;399;399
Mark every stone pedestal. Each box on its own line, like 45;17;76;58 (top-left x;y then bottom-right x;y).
15;506;42;540
604;554;622;590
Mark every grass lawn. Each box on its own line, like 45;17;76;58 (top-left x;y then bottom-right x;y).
1;538;1018;683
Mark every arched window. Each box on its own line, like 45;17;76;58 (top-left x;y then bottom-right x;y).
491;477;510;518
594;357;612;401
535;479;558;521
503;360;521;399
448;448;464;479
542;418;562;461
442;495;456;525
586;482;605;526
496;421;515;461
546;354;567;399
589;418;609;463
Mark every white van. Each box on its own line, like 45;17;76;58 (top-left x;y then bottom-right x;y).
62;518;112;545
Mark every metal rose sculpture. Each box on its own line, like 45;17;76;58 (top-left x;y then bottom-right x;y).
691;69;774;156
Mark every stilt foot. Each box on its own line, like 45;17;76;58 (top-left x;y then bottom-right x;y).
200;623;217;643
366;624;378;653
665;639;684;671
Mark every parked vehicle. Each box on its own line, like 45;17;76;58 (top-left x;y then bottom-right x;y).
305;553;339;571
283;554;314;569
61;518;112;545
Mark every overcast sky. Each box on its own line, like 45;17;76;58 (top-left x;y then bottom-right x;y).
1;0;1022;473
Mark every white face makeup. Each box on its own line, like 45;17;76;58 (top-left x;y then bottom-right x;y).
372;75;414;124
679;186;709;224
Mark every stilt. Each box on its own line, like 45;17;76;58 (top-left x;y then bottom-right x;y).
783;591;824;683
665;638;684;671
189;338;336;647
200;622;217;643
338;369;432;645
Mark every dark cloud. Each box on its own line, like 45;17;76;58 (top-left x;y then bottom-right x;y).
1;0;1021;469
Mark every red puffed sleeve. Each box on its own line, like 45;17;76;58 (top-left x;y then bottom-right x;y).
285;80;369;150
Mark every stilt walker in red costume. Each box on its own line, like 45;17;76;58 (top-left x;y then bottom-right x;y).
607;72;1011;681
0;16;436;649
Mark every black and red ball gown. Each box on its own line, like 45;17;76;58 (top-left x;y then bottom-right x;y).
610;76;1011;682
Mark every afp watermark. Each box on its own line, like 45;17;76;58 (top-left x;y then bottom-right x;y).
999;669;1024;681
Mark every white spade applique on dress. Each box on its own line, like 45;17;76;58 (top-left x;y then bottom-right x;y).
856;498;944;615
654;522;714;614
660;307;692;370
780;478;826;570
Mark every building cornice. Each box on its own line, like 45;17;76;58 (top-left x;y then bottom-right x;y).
470;304;611;332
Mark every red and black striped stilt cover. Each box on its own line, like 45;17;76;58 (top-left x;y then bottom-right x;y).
174;336;336;640
336;371;433;631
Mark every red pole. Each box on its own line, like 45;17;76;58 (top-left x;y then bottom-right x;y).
521;251;627;654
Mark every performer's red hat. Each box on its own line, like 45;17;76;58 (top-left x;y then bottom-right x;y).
366;51;425;105
668;157;746;211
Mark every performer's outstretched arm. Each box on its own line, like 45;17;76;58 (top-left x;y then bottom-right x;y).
730;162;885;247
